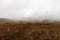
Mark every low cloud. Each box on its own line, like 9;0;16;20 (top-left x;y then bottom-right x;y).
0;0;60;21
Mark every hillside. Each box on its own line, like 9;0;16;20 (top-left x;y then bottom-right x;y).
0;18;60;40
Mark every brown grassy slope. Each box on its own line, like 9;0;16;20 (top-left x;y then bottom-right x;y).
0;18;60;40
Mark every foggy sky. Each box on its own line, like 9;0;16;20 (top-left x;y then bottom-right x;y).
0;0;60;21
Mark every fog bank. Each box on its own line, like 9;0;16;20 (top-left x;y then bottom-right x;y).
0;0;60;21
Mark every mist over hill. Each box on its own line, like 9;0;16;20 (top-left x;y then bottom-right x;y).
0;0;60;21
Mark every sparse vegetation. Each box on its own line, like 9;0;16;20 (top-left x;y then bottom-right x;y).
0;19;60;40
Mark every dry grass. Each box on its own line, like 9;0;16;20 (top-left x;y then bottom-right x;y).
0;19;60;40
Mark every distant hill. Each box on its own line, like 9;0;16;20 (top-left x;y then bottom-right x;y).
0;18;20;24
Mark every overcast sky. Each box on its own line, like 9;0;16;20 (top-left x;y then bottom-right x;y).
0;0;60;21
